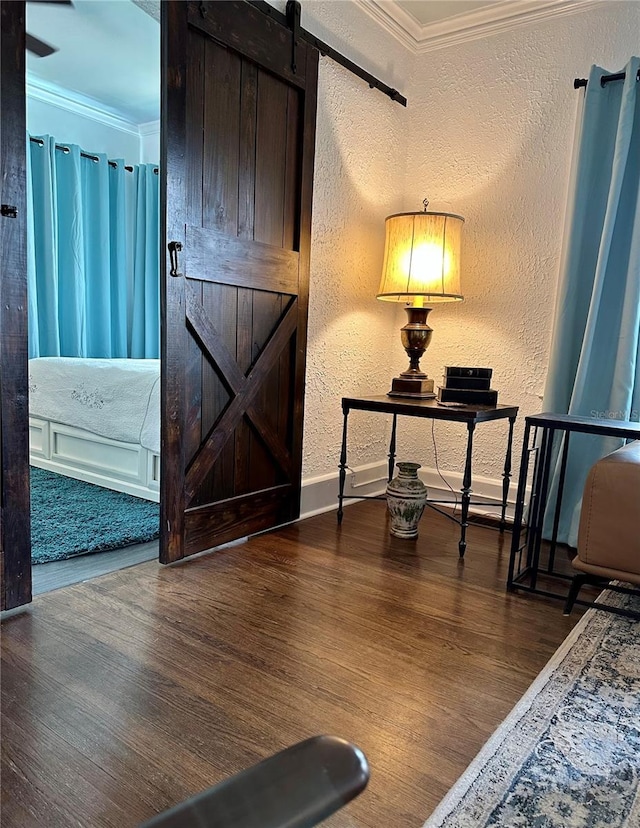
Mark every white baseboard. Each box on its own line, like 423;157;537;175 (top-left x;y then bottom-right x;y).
300;460;388;519
419;467;517;521
300;460;520;522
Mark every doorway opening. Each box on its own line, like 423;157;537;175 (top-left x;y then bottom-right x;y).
25;0;161;594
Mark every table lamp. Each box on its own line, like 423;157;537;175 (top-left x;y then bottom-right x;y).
377;202;464;398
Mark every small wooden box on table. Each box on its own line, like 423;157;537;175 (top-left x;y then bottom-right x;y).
338;396;519;556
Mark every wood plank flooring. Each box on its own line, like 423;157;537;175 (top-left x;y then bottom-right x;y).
1;501;583;828
32;540;159;596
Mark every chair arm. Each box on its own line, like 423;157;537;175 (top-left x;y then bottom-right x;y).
139;735;369;828
575;440;640;579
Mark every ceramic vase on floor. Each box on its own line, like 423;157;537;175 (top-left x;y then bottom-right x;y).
386;461;428;538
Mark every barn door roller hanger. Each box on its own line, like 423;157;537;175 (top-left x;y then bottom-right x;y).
249;0;407;107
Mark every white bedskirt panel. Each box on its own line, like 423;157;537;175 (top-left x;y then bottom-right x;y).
30;417;160;502
29;357;160;454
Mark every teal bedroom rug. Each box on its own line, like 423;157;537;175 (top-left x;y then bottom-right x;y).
423;589;640;828
30;467;160;565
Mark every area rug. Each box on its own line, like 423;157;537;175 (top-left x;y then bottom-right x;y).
424;590;640;828
31;467;159;564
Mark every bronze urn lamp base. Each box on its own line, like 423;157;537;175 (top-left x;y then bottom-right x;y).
388;306;435;398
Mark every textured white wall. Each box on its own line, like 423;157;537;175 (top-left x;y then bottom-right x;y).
392;0;640;483
281;1;413;479
189;0;638;497
139;122;160;164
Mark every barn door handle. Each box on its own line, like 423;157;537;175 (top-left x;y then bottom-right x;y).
168;241;183;277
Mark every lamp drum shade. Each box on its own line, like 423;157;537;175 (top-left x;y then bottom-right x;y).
377;211;464;303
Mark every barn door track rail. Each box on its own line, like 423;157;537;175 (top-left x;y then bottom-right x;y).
248;0;407;107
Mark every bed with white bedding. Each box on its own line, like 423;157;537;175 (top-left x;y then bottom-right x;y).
29;357;160;501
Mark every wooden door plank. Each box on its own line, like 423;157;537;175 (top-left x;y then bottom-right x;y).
1;0;31;609
246;400;292;478
234;290;253;495
185;281;245;394
277;336;294;450
235;59;258;496
283;87;300;252
238;60;258;242
200;282;236;505
186;27;205;229
184;484;292;556
202;39;241;236
254;71;288;247
184;289;204;468
278;86;301;447
288;46;319;523
249;292;283;490
185;227;299;294
160;0;188;564
182;22;206;468
181;25;206;472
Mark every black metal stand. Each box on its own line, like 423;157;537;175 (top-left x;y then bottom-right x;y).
388;414;398;484
337;396;519;557
337;408;349;525
500;416;516;532
458;422;475;557
507;412;640;606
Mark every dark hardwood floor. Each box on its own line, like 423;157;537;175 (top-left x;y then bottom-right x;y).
32;540;159;596
1;501;583;827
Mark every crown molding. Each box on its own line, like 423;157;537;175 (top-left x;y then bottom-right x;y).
138;119;160;137
27;75;142;136
356;0;600;54
354;0;421;49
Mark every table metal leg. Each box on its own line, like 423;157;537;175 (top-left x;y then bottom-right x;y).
525;425;547;571
548;431;571;573
500;416;516;532
337;407;349;525
459;422;476;557
530;428;555;590
388;414;398;482
508;420;532;589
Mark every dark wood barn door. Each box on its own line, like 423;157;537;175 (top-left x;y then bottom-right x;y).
0;0;31;610
161;1;318;563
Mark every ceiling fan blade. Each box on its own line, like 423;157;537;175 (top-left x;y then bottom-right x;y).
26;33;58;57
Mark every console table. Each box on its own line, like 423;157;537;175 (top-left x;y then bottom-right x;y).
338;396;519;557
507;412;640;601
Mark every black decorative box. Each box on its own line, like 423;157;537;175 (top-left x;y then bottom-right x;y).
437;386;499;406
442;375;492;390
445;366;493;380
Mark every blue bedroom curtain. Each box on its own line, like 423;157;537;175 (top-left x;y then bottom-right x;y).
130;164;160;359
27;135;159;359
542;57;640;546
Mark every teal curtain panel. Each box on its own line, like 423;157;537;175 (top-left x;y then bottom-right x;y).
543;57;640;546
130;164;160;359
27;135;160;359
